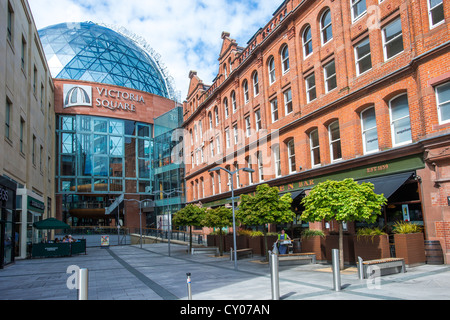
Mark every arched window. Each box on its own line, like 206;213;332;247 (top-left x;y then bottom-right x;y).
208;112;213;129
303;25;313;58
243;80;249;104
389;93;412;146
321;9;333;44
224;97;229;118
281;45;290;73
287;139;296;174
253;71;259;97
231;91;237;113
214;106;219;126
268;56;276;84
361;106;379;154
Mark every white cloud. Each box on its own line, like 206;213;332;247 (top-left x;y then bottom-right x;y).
29;0;281;100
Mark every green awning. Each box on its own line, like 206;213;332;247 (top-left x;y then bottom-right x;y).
33;218;70;230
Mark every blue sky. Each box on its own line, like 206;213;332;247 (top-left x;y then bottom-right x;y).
29;0;282;100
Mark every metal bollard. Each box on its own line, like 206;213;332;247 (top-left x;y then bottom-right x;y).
269;251;280;300
186;273;192;300
78;268;89;300
332;249;341;292
358;256;364;280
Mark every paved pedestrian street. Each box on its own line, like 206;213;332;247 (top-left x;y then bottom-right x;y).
0;243;449;302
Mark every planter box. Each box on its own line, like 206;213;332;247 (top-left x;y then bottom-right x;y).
354;235;391;261
394;233;426;266
248;236;264;256
323;235;355;264
225;234;249;251
301;236;325;261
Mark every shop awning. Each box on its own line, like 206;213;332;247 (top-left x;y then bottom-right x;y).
289;190;306;202
33;218;70;230
357;172;415;199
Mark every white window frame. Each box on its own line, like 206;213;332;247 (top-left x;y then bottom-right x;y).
428;0;445;29
310;129;321;167
253;72;260;97
247;156;254;185
303;26;313;58
224;98;229;119
355;37;372;76
216;135;221;154
271;98;279;123
351;0;367;23
273;145;281;178
361;106;379;154
231;91;237;113
211;174;215;195
284;89;293;115
245;116;251;137
257;152;264;182
210;139;215;158
255;109;262;132
324;60;337;93
382;17;404;61
287;139;296;174
243;80;249;104
306;73;317;103
268;56;276;84
436;82;450;125
321;9;333;45
225;128;231;148
233;124;239;145
281;45;290;74
328;121;342;162
214;107;219;126
389;93;412;147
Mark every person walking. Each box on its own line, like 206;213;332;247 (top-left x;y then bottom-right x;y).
277;229;291;255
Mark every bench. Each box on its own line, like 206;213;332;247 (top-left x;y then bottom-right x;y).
191;247;219;256
230;248;253;260
358;257;406;279
278;253;317;265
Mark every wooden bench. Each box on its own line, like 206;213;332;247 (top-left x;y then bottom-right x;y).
358;257;406;279
191;247;219;256
278;253;317;265
230;248;253;260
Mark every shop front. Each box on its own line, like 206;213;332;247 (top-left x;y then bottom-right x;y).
0;176;17;269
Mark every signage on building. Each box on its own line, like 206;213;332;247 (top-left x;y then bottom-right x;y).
28;196;45;214
63;83;145;113
0;187;8;201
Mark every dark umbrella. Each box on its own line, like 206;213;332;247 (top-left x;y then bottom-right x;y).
33;218;70;230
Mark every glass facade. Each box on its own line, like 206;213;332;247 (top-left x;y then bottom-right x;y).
57;115;153;195
39;22;170;98
151;107;185;229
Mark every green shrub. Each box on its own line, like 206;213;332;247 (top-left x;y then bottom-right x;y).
301;229;325;239
393;221;423;234
356;227;386;242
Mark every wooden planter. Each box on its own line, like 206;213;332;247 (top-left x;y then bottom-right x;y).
394;233;426;266
301;236;325;261
354;235;391;261
248;236;263;256
323;235;355;264
225;234;249;251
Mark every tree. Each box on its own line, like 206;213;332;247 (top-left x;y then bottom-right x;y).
202;206;233;256
301;179;387;269
172;204;206;252
237;184;295;261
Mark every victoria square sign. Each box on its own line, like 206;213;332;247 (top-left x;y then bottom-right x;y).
64;84;145;113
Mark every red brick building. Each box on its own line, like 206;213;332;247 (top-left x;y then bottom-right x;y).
183;0;450;263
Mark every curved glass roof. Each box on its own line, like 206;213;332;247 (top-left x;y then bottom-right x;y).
39;22;170;98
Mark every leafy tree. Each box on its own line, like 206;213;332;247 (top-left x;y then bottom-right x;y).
301;179;387;268
202;206;233;256
172;204;206;252
238;184;295;261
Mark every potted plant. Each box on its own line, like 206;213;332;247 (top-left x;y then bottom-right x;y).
354;227;390;261
393;221;426;266
301;229;325;261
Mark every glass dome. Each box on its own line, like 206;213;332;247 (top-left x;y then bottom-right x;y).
39;22;170;98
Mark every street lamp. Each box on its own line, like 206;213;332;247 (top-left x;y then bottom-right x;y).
209;166;254;270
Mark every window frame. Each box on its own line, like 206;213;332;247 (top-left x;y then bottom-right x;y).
284;88;293;115
428;0;445;29
321;9;333;45
306;73;317;103
361;106;379;154
231;91;237;113
389;93;412;147
255;109;262;132
287;139;296;174
271;98;279;123
303;25;313;58
5;99;11;140
281;45;290;74
324;60;337;93
243;80;249;104
273;144;281;178
355;37;372;76
436;82;450;125
382;17;404;61
268;56;276;84
253;72;260;97
328;121;342;162
310;129;321;167
351;0;367;23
